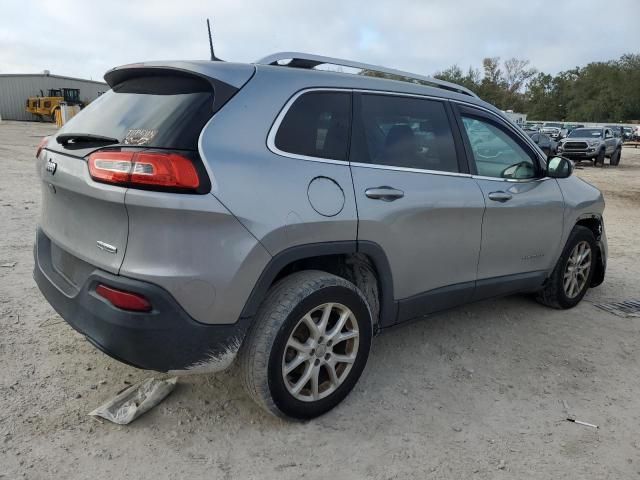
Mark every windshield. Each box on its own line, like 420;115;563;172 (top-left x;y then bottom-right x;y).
544;122;563;128
568;128;602;138
55;75;214;151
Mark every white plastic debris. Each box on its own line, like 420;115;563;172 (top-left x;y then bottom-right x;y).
566;417;598;429
88;377;177;425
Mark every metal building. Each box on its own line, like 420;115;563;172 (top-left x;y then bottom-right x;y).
503;110;527;125
0;72;107;121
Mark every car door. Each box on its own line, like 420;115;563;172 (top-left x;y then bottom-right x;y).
454;104;565;299
349;93;485;324
603;128;616;155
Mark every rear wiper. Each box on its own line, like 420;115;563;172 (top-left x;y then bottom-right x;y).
56;133;119;146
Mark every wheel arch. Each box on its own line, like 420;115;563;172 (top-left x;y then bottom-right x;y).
575;214;603;240
574;214;606;287
240;241;396;329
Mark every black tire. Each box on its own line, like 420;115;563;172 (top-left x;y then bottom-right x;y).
240;270;373;419
595;149;605;167
610;148;621;166
537;226;597;309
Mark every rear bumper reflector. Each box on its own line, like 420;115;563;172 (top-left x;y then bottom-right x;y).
96;284;152;312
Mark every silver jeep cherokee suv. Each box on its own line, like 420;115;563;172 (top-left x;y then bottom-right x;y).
34;53;607;419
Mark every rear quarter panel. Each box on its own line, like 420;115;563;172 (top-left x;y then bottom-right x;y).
198;68;359;255
120;190;271;325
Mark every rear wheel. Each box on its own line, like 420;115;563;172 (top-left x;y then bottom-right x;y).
610;148;621;166
240;270;373;419
537;226;596;309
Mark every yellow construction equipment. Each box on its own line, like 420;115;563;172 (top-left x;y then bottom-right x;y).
26;88;83;122
53;105;81;127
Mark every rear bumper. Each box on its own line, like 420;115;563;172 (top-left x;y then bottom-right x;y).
33;228;250;373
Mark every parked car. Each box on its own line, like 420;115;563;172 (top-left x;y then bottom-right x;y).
605;125;625;141
560;123;584;139
540;126;562;140
622;127;633;141
33;53;607;419
527;131;557;158
558;127;622;166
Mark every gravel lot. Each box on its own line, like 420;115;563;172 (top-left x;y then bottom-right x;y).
1;120;639;479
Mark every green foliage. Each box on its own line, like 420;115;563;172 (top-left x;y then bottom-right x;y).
434;56;535;112
434;54;640;122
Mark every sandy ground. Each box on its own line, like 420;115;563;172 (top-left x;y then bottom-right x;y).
1;120;639;479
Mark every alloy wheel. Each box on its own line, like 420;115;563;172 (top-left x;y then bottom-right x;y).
563;240;592;298
282;303;359;402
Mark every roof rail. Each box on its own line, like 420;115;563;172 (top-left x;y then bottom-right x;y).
255;52;478;98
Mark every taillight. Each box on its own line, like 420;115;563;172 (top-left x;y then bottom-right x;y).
88;150;201;191
36;136;49;158
95;284;152;312
88;151;131;184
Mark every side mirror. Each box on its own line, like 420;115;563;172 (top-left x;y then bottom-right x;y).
547;156;573;179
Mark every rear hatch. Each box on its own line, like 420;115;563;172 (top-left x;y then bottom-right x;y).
38;62;255;278
40;149;129;274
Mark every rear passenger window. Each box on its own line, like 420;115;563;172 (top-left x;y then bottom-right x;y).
351;94;459;173
275;92;351;161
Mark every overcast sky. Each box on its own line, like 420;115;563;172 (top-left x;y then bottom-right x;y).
1;0;638;82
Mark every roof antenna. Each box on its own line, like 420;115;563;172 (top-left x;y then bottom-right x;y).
207;18;221;61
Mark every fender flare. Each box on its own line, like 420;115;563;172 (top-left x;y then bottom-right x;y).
574;213;606;287
239;240;397;327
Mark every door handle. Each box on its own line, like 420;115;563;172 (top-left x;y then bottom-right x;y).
488;191;512;202
365;186;405;201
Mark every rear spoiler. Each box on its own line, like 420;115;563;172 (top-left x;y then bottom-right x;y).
104;61;255;113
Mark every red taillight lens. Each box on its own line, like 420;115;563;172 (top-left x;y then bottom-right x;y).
131;152;200;189
95;284;152;312
88;151;200;191
36;136;49;158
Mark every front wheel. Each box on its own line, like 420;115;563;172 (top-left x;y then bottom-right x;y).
537;226;597;309
240;271;373;419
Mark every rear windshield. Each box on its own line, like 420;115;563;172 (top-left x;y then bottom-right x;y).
569;128;602;138
55;74;214;151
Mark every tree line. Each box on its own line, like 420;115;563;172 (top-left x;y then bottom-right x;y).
432;54;640;122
